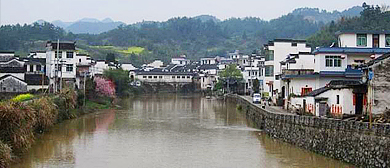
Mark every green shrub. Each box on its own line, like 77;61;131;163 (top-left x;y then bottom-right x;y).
11;94;34;102
236;104;243;111
0;101;36;155
0;140;11;168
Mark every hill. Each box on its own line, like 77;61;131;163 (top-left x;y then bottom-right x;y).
291;6;363;23
51;18;125;34
306;3;390;47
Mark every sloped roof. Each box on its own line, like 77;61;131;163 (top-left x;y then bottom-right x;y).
313;47;390;54
306;87;330;97
335;30;390;35
0;74;26;84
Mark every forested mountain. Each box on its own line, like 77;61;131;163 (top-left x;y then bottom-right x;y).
291;6;363;23
307;3;390;47
1;4;386;66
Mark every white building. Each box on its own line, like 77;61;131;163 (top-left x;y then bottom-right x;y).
145;60;163;68
336;30;390;48
171;56;190;66
45;41;78;90
135;71;194;83
201;57;217;65
263;39;311;98
290;80;366;117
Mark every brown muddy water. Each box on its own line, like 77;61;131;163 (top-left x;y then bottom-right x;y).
12;94;353;168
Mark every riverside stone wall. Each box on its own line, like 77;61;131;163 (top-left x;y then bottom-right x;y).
228;95;390;168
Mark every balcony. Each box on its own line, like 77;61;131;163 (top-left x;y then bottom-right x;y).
281;69;316;79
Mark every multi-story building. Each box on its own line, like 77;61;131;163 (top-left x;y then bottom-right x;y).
263;39;311;98
46;41;78;90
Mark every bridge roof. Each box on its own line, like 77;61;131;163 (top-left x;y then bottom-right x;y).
136;71;195;76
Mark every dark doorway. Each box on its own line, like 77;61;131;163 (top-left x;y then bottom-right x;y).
281;86;285;99
355;93;363;115
303;99;306;113
373;34;379;48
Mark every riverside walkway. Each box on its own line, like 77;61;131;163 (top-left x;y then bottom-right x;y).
239;95;293;115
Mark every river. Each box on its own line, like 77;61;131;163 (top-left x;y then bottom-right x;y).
13;94;353;168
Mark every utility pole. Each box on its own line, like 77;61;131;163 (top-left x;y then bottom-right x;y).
55;39;59;93
83;71;87;107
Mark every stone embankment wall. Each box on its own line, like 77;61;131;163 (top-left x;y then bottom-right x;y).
228;95;390;168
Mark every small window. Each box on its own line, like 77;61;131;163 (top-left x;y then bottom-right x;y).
291;42;297;46
356;34;367;46
55;51;62;58
187;76;190;79
29;65;33;72
386;34;390;47
143;76;146;78
36;65;41;72
66;64;73;72
265;65;274;77
66;52;73;58
79;59;81;63
182;76;185;79
153;76;157;79
159;76;162;79
177;76;180;78
265;50;274;61
336;95;340;104
148;76;152;79
172;76;175;79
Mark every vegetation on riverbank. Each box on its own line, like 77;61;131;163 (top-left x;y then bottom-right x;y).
0;86;114;167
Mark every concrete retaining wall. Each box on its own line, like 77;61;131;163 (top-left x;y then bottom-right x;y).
228;94;390;168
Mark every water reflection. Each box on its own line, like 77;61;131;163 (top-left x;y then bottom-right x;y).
13;94;352;168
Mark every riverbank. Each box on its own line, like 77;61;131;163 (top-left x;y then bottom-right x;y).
0;89;114;167
229;94;390;168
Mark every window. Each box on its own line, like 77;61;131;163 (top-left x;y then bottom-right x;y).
79;59;81;63
182;76;185;79
66;52;73;58
301;87;312;96
291;42;297;46
325;56;342;67
55;51;62;58
36;65;41;72
154;76;157;79
29;65;33;72
275;75;280;80
159;76;162;79
336;95;340;104
56;64;62;71
172;76;175;79
187;76;190;79
143;76;146;78
148;76;152;79
356;34;367;46
177;76;180;78
66;64;73;72
386;34;390;47
265;65;274;77
265;50;274;61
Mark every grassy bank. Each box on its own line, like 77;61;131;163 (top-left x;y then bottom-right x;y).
0;89;113;167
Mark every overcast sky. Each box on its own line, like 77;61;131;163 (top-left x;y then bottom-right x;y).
0;0;388;25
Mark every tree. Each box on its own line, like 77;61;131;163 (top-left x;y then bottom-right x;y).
106;53;116;63
218;64;243;93
103;68;131;97
94;77;116;98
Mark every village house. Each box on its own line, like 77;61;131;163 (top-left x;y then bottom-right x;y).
45;41;78;90
263;39;311;99
361;53;390;115
290;80;367;117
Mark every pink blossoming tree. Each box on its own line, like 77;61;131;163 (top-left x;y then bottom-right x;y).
94;77;116;98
